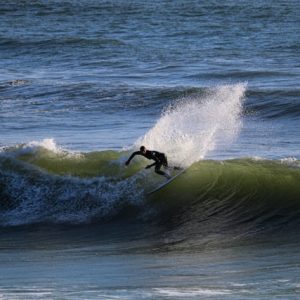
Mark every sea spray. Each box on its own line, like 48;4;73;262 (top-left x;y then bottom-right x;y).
136;84;246;167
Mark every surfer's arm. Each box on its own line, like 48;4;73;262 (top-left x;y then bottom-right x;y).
125;151;140;166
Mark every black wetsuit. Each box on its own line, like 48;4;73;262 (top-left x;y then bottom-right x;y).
126;150;168;176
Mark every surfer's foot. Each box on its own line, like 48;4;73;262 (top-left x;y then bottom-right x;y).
164;174;171;180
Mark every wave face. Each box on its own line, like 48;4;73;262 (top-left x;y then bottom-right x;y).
0;143;299;231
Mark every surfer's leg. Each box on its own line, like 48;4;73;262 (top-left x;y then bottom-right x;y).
155;163;171;179
163;155;168;167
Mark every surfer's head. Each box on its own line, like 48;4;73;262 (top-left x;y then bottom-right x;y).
140;145;146;154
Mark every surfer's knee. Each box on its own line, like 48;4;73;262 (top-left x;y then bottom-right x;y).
155;164;161;171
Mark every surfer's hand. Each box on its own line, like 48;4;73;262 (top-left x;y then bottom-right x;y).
145;165;151;169
125;161;129;166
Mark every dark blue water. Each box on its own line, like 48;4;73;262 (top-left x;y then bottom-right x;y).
1;0;299;153
1;1;300;299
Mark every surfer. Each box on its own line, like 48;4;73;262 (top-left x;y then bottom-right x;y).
125;146;171;179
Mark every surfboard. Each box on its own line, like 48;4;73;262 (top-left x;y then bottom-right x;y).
148;169;186;195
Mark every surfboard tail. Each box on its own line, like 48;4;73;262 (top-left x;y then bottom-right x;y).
148;169;186;195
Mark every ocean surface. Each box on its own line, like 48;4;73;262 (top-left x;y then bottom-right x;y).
1;0;300;299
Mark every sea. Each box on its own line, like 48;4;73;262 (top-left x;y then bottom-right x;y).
0;1;300;299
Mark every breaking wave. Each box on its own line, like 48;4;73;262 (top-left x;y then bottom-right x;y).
0;142;299;230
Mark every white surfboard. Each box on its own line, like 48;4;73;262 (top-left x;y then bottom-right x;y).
147;169;186;195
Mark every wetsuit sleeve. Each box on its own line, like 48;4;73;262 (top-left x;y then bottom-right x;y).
125;151;140;165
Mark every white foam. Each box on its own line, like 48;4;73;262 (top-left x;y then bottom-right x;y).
24;138;61;153
153;287;231;297
0;166;145;226
280;157;300;168
136;84;246;167
0;138;84;159
0;138;62;156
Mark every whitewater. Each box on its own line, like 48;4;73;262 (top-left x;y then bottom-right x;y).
137;84;245;166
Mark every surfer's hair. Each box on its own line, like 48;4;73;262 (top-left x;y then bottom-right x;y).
140;146;146;152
